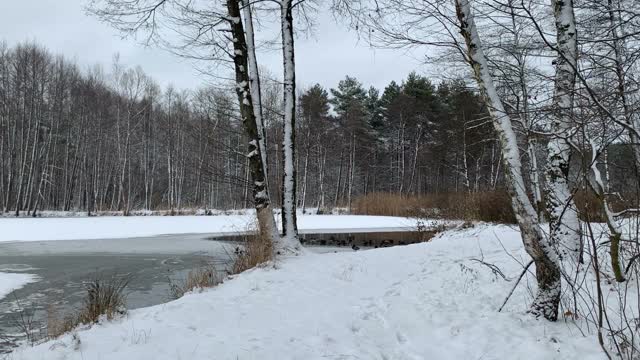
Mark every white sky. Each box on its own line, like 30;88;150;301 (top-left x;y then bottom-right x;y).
0;0;429;92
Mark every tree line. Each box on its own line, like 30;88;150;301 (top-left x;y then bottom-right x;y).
0;41;502;216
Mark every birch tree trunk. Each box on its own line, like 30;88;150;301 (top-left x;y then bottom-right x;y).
348;134;356;211
300;127;311;211
544;0;581;262
462;124;471;192
279;0;301;250
226;0;279;244
318;146;327;211
455;0;561;320
527;139;543;220
407;126;422;194
241;0;270;187
587;140;625;282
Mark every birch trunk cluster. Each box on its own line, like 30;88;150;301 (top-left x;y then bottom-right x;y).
331;0;640;321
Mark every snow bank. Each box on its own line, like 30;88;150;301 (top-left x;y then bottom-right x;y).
0;215;435;242
0;272;38;301
12;224;604;360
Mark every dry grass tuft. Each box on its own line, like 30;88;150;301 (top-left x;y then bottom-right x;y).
47;305;78;339
170;266;221;299
229;230;274;275
80;275;129;321
47;274;130;339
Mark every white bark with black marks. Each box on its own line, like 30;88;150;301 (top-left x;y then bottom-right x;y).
241;0;269;185
455;0;561;321
227;0;279;244
279;0;301;252
545;0;581;262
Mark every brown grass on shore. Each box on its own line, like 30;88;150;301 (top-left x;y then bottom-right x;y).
169;266;221;299
48;274;130;339
229;231;274;275
351;191;516;223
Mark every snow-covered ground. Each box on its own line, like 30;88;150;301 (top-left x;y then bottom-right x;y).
0;272;38;302
0;215;446;242
9;224;610;360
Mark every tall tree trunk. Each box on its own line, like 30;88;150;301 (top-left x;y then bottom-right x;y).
545;0;581;261
300;129;310;211
407;126;422;194
347;134;355;211
226;0;279;244
241;0;270;189
455;0;561;320
462;124;471;193
587;140;625;282
318;146;327;211
335;149;344;207
527;139;543;220
279;0;301;250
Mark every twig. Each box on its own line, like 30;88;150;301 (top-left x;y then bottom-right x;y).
625;254;640;275
498;260;533;312
470;258;510;281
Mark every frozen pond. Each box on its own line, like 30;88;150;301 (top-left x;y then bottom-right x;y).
0;231;430;353
0;235;234;352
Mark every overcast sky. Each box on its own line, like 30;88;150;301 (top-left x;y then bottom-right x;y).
0;0;428;92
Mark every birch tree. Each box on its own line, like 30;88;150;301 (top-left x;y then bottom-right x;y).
241;0;269;188
332;0;563;320
226;0;280;242
88;0;281;243
544;0;582;262
454;0;561;320
522;0;640;281
279;0;301;249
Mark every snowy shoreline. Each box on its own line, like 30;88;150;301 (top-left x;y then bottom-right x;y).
9;224;606;360
0;215;451;243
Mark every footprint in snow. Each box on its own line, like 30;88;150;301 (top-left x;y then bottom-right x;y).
384;288;400;297
396;332;408;344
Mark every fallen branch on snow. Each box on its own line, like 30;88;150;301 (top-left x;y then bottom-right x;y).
498;260;534;313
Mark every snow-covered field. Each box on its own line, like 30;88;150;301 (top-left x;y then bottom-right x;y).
0;215;444;242
9;224;610;360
